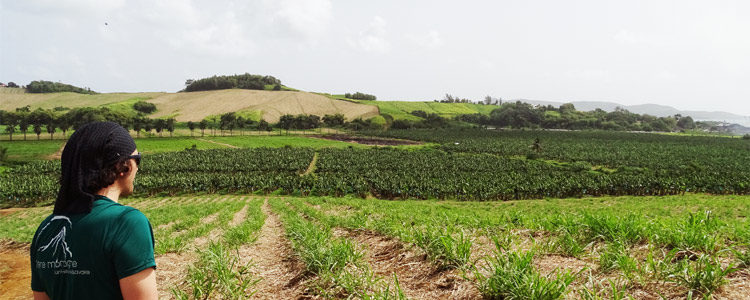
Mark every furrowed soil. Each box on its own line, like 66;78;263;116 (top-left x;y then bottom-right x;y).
339;229;481;299
238;199;310;299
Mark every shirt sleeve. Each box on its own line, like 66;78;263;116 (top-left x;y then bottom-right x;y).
111;209;156;279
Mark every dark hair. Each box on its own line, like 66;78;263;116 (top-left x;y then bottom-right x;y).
82;158;132;194
54;122;137;215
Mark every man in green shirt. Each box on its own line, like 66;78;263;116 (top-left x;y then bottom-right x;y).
30;122;157;300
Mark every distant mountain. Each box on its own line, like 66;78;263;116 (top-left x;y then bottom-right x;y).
516;99;750;127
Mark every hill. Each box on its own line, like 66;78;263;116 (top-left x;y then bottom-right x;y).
0;88;379;123
519;98;750;126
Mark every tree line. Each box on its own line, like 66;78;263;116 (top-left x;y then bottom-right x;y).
344;92;376;101
452;101;697;132
183;73;282;92
26;80;96;94
0;106;381;141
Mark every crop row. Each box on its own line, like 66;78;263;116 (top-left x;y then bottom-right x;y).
2;130;748;206
299;196;750;298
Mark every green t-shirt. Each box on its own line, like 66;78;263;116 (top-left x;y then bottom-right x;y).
30;196;156;299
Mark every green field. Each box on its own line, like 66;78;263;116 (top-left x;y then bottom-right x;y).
353;100;497;120
2;194;748;298
0;139;64;161
205;135;367;149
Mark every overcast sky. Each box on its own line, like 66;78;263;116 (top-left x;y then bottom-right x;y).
1;0;749;115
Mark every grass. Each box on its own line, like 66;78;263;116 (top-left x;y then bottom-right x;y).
0;139;64;161
473;248;577;299
3;194;749;298
205;135;370;149
134;137;229;153
0;88;164;111
173;241;258;300
353;100;497;120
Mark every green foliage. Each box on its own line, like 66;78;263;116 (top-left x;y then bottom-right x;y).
132;101;157;114
344;92;376;100
277;114;320;130
26;80;96;94
473;249;576;299
668;254;736;298
0;146;7;162
412;226;472;269
172;242;258;300
184;73;281;92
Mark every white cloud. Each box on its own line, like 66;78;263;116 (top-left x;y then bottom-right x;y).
410;30;444;48
614;29;640;45
268;0;333;39
2;0;126;16
351;16;390;53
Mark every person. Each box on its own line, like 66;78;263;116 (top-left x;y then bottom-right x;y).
30;122;157;300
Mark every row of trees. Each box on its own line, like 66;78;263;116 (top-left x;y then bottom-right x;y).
454;101;695;132
183;74;282;92
25;80;96;94
344;92;376;100
0;107;179;140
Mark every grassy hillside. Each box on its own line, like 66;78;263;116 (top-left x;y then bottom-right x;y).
323;94;497;120
0;87;163;111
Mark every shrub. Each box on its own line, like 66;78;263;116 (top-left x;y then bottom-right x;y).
0;146;7;162
344;92;376;100
184;73;281;92
26;80;95;94
133;101;157;114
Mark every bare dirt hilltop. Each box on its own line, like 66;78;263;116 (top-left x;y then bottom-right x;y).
148;89;379;123
0;88;379;124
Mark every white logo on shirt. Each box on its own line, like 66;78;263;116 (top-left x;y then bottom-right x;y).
36;216;73;259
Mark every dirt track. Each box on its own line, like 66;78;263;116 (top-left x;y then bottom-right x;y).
238;199;310;299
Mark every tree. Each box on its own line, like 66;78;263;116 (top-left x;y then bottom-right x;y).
0;111;18;141
199;120;208;136
187;121;195;137
132;117;143;138
166;118;175;137
33;123;43;140
7;82;19;88
143;119;153;137
133;101;157;114
18;113;30;140
185;79;194;86
154;119;166;137
28;109;53;140
677;116;696;130
57;114;71;138
220;112;237;136
257;119;270;132
323;114;346;128
46;120;56;139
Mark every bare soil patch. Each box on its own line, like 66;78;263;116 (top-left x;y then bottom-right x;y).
156;252;197;299
339;228;481;300
311;134;422;146
148;90;379;123
238;199;311;299
0;208;25;217
0;242;31;300
44;142;66;160
230;204;249;227
197;138;239;149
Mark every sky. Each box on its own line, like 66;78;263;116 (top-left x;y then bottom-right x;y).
1;0;749;115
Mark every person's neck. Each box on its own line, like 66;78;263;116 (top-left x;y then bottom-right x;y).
96;186;121;203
